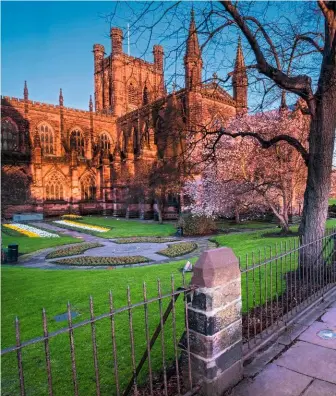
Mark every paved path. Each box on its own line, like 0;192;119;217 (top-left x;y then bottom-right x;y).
17;221;215;270
229;290;336;396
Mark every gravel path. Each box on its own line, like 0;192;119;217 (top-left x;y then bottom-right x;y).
15;222;216;270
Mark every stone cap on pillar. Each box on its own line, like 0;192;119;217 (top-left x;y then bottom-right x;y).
191;247;240;288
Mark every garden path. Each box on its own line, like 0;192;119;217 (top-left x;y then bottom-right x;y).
16;221;215;270
229;292;336;396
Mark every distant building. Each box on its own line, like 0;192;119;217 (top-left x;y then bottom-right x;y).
1;10;247;219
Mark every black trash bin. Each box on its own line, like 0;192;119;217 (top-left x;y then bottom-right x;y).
7;244;19;263
176;227;183;237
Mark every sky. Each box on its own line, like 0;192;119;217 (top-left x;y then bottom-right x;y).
1;1;322;111
1;1;244;110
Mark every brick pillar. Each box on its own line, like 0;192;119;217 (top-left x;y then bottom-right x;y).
187;247;243;395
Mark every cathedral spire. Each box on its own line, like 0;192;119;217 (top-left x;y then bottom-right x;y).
24;81;28;100
59;88;64;106
186;7;201;59
234;36;245;71
184;7;203;91
232;36;248;114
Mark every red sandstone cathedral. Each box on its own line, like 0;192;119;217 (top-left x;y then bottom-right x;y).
1;11;247;219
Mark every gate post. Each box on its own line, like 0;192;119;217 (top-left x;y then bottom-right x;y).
187;247;243;395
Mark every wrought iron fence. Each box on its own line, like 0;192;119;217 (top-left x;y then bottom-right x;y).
240;228;336;357
1;275;199;396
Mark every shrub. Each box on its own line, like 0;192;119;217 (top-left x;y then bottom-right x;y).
54;256;150;266
46;243;102;259
177;213;216;236
61;214;83;220
158;242;197;257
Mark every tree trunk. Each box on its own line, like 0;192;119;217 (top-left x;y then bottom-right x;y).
298;49;336;267
299;83;336;244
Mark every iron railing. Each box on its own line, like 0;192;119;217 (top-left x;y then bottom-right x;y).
1;275;199;396
240;228;336;356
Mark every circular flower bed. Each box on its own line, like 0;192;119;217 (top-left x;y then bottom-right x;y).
46;243;103;259
113;237;177;244
3;223;59;238
158;242;197;258
53;256;150;266
54;220;109;233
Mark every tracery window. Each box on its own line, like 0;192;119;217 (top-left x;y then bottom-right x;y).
81;175;96;201
2;118;19;151
99;133;111;153
45;173;65;201
39;124;54;155
128;83;138;105
70;129;85;156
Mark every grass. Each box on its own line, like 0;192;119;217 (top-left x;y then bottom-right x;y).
1;229;82;255
213;218;336;259
46;243;103;259
54;255;150;266
329;198;336;205
158;242;198;257
216;220;277;230
2;218;336;394
1;262;194;395
69;217;176;238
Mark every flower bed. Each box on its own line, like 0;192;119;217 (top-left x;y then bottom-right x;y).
113;237;177;244
61;214;83;220
158;242;197;257
3;223;59;238
54;255;150;266
54;220;109;233
46;243;103;259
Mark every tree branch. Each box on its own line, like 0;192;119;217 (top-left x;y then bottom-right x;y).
215;127;310;166
220;1;316;115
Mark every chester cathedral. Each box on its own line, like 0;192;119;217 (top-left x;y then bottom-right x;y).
1;11;247;219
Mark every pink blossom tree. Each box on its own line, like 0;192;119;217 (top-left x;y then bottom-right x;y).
186;109;308;233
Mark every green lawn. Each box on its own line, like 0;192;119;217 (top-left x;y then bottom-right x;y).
56;217;177;239
2;219;336;395
1;230;82;255
329;198;336;205
216;220;277;230
213;218;336;260
1;261;194;396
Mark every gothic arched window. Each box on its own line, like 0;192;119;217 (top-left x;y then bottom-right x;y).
81;175;96;201
39;124;54;155
143;85;149;105
133;127;139;155
142;122;150;148
2;118;19;152
45;174;65;201
99;133;111;153
128;83;138;105
70;129;85;156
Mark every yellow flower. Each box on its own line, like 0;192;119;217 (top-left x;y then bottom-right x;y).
59;220;109;232
4;224;40;237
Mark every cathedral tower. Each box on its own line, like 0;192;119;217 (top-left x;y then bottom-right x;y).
184;8;203;91
232;37;248;114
